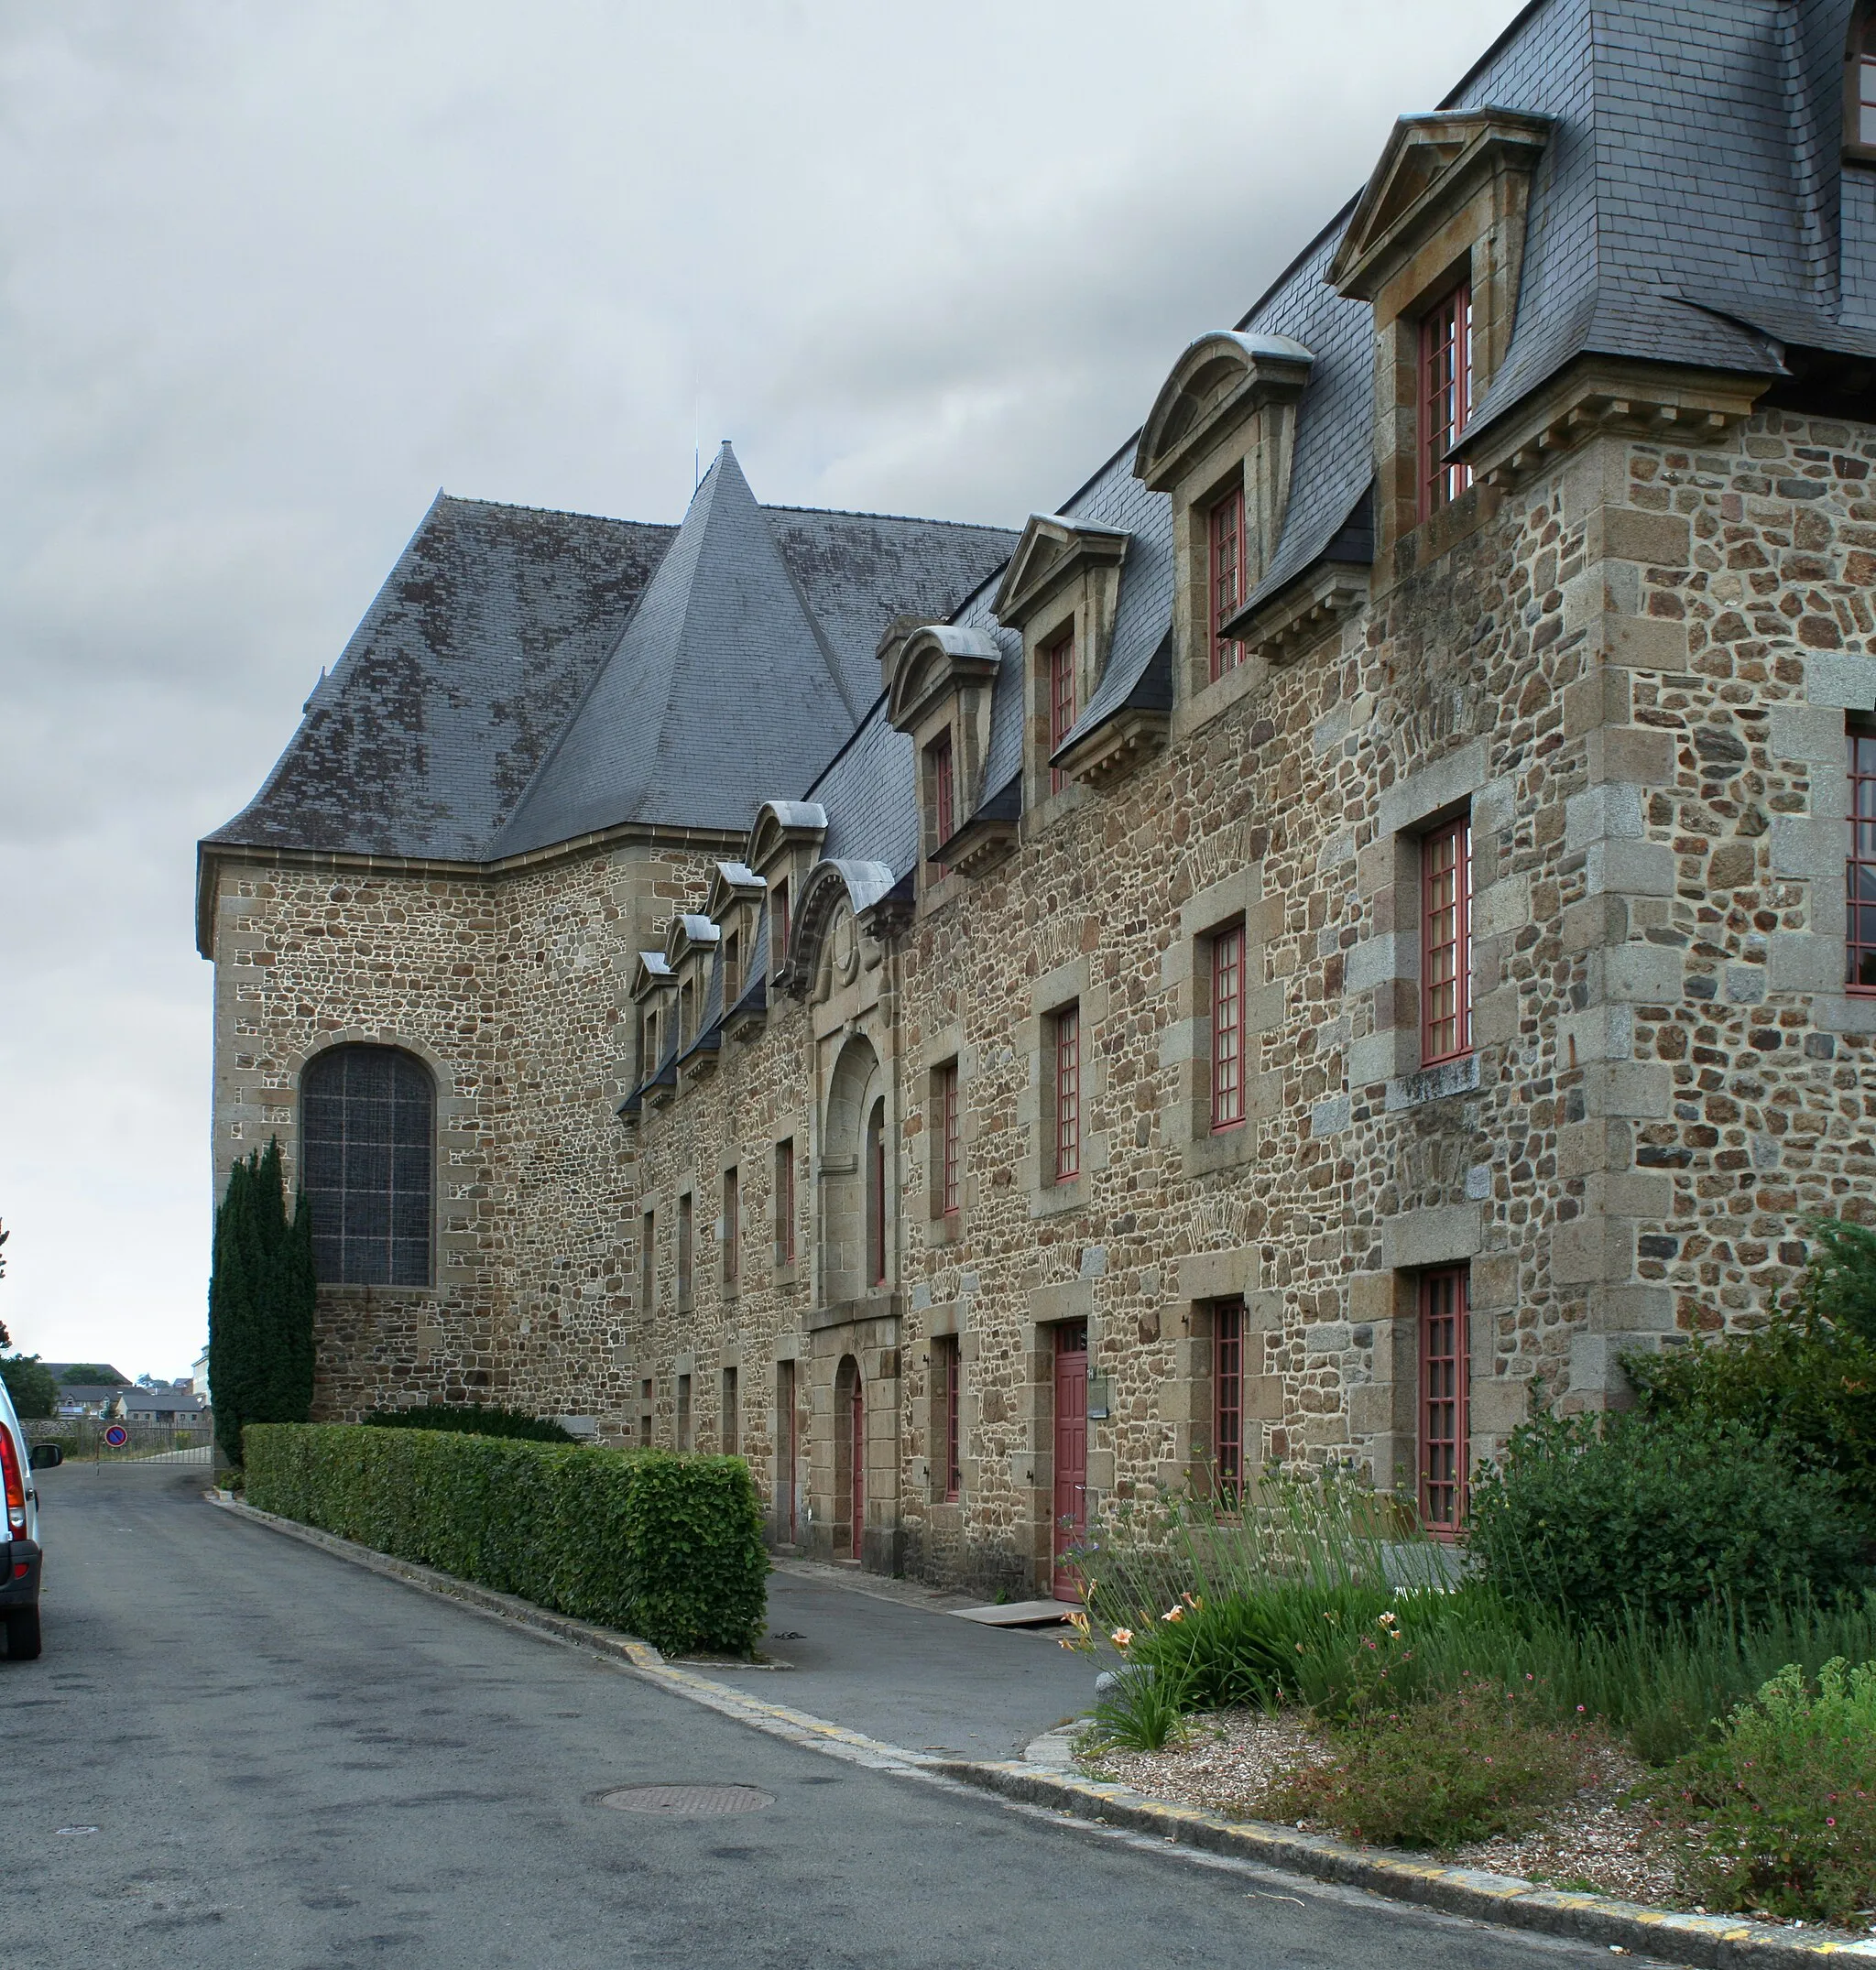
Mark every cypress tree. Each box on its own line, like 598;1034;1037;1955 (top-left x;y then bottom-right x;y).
208;1141;318;1466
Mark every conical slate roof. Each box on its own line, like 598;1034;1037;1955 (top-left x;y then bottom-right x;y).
492;445;870;854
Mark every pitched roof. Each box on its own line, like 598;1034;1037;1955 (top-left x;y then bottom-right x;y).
206;455;1015;865
207;496;675;861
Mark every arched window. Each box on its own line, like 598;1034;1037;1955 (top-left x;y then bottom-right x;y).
301;1045;434;1286
1850;7;1876;153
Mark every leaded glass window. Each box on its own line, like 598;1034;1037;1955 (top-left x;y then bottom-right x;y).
301;1046;433;1286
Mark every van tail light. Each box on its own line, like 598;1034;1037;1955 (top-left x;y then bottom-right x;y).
0;1427;26;1538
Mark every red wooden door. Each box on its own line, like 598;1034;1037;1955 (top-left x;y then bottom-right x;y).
849;1377;865;1562
1052;1322;1088;1600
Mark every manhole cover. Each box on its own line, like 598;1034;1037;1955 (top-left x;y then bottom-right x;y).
598;1784;774;1817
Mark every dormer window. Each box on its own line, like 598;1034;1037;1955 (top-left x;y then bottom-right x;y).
771;878;790;974
1419;280;1473;521
679;978;695;1048
1047;631;1076;795
640;1004;660;1079
724;929;742;1009
1208;488;1246;680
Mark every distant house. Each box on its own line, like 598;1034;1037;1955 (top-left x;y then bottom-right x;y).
190;1350;210;1405
122;1386;207;1423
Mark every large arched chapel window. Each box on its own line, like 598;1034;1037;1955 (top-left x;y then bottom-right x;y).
301;1045;434;1286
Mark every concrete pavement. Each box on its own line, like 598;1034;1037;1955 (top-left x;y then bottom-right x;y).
683;1561;1096;1761
6;1459;1627;1969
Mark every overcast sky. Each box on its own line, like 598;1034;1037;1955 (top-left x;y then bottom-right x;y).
0;0;1525;1379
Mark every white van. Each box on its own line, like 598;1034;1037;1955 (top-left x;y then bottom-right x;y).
0;1374;62;1660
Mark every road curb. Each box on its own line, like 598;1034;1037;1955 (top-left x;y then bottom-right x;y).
935;1759;1876;1970
206;1493;1876;1969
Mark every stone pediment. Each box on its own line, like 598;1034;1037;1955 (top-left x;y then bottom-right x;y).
1328;108;1553;303
705;860;767;922
746;800;827;876
662;911;720;968
884;626;1003;734
1134;332;1314;495
991;515;1129;627
628;951;676;1002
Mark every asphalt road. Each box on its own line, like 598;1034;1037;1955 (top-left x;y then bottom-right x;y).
6;1461;1625;1970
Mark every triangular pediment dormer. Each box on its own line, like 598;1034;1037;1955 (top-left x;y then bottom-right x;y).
991;515;1129;629
629;951;676;1003
705;860;767;923
1328;108;1552;304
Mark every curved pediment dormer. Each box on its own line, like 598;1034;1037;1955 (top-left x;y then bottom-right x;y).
747;800;828;874
884;625;1002;732
1135;331;1314;700
791;858;901;1000
1134;332;1314;497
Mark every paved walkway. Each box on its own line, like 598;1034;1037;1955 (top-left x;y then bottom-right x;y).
679;1559;1099;1761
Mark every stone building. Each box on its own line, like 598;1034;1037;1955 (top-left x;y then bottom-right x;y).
202;0;1876;1595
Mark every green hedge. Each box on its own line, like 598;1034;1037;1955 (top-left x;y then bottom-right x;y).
244;1423;767;1656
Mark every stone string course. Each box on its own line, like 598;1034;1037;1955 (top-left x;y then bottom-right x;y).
206;414;1876;1594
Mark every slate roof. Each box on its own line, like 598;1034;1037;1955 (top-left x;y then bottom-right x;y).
216;0;1876;970
206;451;1015;864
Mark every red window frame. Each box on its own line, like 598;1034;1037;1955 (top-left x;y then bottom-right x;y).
771;878;790;974
1419;1268;1470;1537
1047;633;1076;795
725;930;741;1009
723;1166;739;1287
1848;720;1876;991
1213;1298;1244;1499
1053;1003;1081;1183
935;1334;962;1502
938;1061;961;1217
928;728;954;876
1210;922;1246;1132
1421;814;1473;1066
774;1138;795;1266
1208;488;1246;680
1418;281;1474;521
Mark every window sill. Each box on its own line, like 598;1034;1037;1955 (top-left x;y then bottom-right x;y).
1031;1176;1088;1220
772;1257;799;1287
1184;1120;1257;1178
1174;651;1264;739
928;1210;965;1246
1385;1053;1481;1111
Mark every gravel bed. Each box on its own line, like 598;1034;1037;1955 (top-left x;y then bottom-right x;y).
1076;1709;1674;1907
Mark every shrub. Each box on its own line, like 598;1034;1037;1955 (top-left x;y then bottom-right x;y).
244;1422;767;1656
360;1403;576;1444
1657;1658;1876;1923
1467;1406;1869;1623
1261;1675;1597;1850
1;1354;58;1420
1624;1216;1876;1529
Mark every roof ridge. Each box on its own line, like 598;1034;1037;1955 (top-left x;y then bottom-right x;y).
437;491;679;529
760;500;1018;532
